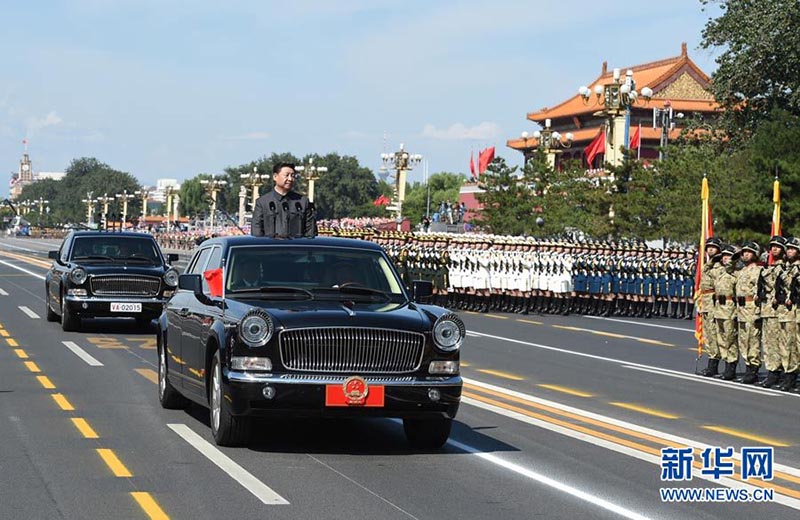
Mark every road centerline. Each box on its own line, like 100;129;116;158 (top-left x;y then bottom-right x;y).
131;492;170;520
97;449;133;477
608;402;680;420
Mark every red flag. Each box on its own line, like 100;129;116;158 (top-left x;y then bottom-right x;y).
478;147;495;173
203;268;224;297
629;124;641;150
469;151;476;178
373;194;390;206
584;130;605;166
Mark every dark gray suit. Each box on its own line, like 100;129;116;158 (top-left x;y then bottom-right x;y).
251;189;316;237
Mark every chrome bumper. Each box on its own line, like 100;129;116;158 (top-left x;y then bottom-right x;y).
226;371;462;387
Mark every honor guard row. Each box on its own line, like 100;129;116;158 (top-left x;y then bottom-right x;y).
697;236;800;392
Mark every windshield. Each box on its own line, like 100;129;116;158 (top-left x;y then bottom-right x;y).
70;236;162;264
226;246;405;301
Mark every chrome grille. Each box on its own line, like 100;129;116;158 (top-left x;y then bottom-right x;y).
279;328;425;373
90;275;161;296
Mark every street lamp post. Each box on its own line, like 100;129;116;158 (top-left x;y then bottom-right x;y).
115;189;135;229
240;167;269;224
295;158;328;204
96;193;114;230
652;100;684;161
578;68;653;167
380;143;422;227
135;189;151;226
200;177;227;231
82;192;96;227
33;197;49;227
521;118;574;169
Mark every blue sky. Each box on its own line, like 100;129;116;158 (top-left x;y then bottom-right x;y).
1;0;722;189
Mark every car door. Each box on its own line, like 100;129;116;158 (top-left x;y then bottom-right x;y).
182;245;223;398
165;247;211;392
49;238;71;313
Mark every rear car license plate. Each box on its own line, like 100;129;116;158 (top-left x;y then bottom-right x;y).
110;302;142;313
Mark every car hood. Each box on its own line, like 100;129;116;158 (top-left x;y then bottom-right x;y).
226;298;433;333
77;264;167;276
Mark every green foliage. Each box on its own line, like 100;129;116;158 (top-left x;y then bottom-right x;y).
401;172;465;225
179;174;213;218
311;153;379;219
475;157;537;235
701;0;800;131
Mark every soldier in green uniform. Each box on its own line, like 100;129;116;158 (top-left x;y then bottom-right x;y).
699;237;724;377
756;236;787;388
735;241;763;384
714;245;739;380
778;237;800;391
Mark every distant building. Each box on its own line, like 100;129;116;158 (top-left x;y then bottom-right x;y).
152;178;180;203
8;145;65;199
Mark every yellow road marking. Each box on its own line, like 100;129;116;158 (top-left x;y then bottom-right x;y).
464;384;800;494
460;362;471;367
135;368;159;385
551;324;675;347
0;250;53;268
485;314;508;320
126;337;157;350
24;361;40;373
14;349;28;359
36;375;56;389
87;336;128;349
635;337;674;346
52;393;75;411
0;329;8;337
516;318;543;325
609;402;680;419
7;338;19;346
592;330;627;339
71;418;99;439
537;384;595;397
96;449;133;477
476;369;525;381
131;492;169;520
552;325;582;331
703;425;791;447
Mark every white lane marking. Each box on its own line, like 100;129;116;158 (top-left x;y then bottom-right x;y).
19;306;40;319
467;330;790;397
464;377;800;479
584;315;694;333
461;396;800;511
448;436;653;520
62;341;104;367
0;288;7;296
0;259;46;280
0;242;40;253
621;365;789;398
168;424;289;505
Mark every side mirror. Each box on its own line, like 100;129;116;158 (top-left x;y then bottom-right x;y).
411;280;433;303
48;250;59;260
178;274;203;298
167;253;180;264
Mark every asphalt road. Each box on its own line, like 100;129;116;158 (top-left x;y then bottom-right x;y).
1;236;798;520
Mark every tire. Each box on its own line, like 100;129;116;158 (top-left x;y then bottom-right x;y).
60;295;80;332
45;297;59;322
403;417;452;449
210;351;250;447
158;343;189;409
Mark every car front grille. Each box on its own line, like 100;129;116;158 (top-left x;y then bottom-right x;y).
90;275;161;296
279;327;425;373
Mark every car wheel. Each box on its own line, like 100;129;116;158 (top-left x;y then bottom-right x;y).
60;295;80;332
210;351;250;447
403;417;452;449
158;344;189;409
45;296;59;322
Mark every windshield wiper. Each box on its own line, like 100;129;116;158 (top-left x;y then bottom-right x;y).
72;255;115;262
121;255;158;264
228;286;314;300
330;285;392;302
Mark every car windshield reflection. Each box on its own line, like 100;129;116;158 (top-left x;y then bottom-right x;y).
226;246;406;302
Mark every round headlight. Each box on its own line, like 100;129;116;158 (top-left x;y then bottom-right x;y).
239;311;273;347
70;267;88;285
433;313;465;352
164;268;179;287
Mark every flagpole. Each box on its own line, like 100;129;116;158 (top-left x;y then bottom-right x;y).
425;160;431;219
695;173;709;357
637;123;641;161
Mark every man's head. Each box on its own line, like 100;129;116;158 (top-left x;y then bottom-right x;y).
272;162;296;195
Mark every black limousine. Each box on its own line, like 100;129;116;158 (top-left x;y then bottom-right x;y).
157;236;464;448
46;231;179;331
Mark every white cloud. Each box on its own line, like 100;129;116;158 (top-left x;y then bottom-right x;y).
26;111;63;134
222;131;270;141
422;122;501;141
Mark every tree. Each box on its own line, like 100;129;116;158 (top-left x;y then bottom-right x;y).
54;158;141;224
475;157;537;235
312;153;379;219
179;174;213;218
701;0;800;131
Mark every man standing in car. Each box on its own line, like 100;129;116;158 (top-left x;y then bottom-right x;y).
251;162;316;238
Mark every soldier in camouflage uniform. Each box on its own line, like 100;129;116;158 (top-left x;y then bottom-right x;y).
714;245;739;380
735;241;763;384
778;237;800;391
756;235;787;388
699;237;724;377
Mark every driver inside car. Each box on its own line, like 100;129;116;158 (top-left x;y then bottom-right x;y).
330;262;362;287
231;257;262;290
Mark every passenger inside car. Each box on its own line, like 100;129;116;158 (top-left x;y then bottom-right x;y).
329;261;364;287
230;257;262;290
